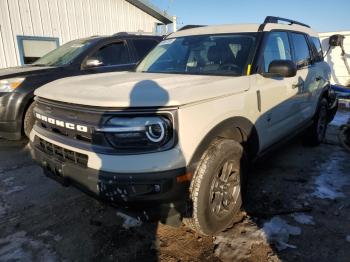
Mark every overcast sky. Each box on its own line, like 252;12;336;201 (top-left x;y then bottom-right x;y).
150;0;350;32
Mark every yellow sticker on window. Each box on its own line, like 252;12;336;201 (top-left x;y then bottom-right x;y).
247;64;252;76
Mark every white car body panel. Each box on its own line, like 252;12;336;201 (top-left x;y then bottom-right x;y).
35;72;249;108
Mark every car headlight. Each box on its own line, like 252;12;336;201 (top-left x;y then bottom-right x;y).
96;115;174;153
0;78;25;92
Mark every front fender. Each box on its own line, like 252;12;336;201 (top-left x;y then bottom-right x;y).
187;117;259;173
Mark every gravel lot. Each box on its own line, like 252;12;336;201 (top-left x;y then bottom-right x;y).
0;110;349;262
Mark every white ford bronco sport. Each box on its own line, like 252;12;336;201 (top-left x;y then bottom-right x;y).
30;17;338;235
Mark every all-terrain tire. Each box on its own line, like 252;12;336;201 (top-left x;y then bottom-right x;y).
23;101;36;138
184;139;245;236
303;98;328;146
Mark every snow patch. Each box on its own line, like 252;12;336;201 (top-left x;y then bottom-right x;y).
312;157;349;200
2;177;15;184
262;216;301;251
292;213;315;225
3;186;25;195
0;231;58;262
214;220;267;261
116;212;142;229
39;231;52;237
1;176;26;195
215;216;301;260
39;231;63;242
330;111;349;127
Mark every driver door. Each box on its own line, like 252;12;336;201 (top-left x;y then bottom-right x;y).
254;31;301;150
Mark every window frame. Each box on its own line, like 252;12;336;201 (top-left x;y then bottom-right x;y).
81;39;134;69
289;32;313;69
308;36;324;63
130;38;160;62
257;30;293;73
17;35;60;65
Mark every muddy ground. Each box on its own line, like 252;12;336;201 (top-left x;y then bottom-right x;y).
0;110;350;262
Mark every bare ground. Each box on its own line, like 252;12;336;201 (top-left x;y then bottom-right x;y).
0;110;349;262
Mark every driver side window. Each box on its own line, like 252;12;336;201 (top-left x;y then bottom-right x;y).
89;42;130;67
262;32;292;72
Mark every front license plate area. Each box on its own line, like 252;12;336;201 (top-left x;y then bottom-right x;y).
42;158;69;186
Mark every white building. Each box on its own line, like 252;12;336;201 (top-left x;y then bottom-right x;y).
0;0;173;69
319;31;350;86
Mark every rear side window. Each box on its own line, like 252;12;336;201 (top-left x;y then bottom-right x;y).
133;39;159;60
262;31;292;72
90;42;130;66
290;33;311;68
311;37;323;62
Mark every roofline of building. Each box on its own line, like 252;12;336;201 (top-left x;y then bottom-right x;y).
125;0;173;24
319;30;350;36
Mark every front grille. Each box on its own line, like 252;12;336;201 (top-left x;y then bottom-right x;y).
34;98;105;146
38;120;93;143
37;137;88;167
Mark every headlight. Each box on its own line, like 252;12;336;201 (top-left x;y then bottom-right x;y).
0;78;25;92
96;115;174;153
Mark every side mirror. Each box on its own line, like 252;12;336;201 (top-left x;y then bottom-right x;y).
84;59;103;68
263;60;297;78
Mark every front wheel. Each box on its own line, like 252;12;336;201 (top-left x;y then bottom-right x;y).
184;139;245;235
23;101;36;138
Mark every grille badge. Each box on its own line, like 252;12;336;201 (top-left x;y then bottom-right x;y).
35;113;88;133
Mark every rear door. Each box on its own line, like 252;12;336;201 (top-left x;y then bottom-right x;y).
289;32;317;123
308;36;330;115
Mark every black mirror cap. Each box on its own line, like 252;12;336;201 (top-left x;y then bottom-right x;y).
268;60;297;78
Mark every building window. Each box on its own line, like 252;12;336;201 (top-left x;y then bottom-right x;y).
155;23;167;35
17;36;60;65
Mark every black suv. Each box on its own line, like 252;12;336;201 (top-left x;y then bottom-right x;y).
0;34;162;140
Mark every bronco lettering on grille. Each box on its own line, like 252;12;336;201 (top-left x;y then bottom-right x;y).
35;113;88;133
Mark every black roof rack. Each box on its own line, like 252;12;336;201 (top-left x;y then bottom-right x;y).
112;32;156;36
259;16;311;31
178;25;206;31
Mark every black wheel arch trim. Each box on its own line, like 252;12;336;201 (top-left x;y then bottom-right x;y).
319;84;338;110
187;117;259;173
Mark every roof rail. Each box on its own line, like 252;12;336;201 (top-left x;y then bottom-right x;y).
178;25;206;31
113;32;156;36
259;16;310;31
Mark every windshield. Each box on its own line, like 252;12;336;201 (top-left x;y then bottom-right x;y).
137;33;257;76
33;39;93;66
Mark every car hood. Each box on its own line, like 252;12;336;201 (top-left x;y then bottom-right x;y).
35;71;250;107
0;66;56;79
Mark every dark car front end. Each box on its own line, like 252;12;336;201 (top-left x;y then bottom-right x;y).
0;69;58;140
